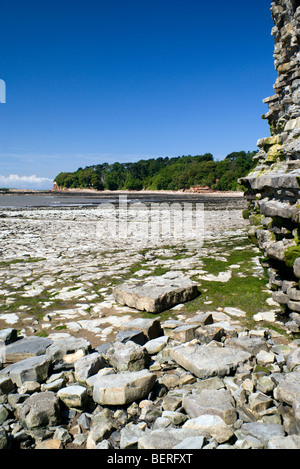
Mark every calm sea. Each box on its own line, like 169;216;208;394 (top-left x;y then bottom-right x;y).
0;192;246;210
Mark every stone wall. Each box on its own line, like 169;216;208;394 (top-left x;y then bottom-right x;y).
240;0;300;331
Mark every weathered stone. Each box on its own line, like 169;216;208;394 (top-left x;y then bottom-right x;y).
121;318;163;340
138;428;204;450
272;291;289;304
113;275;199;313
225;336;269;355
288;300;300;312
169;344;251;379
173;436;206;449
46;337;91;362
268;435;300;449
236;422;285;447
57;385;88;409
286;348;300;371
0;376;14;395
161;410;188;426
293;258;300;278
35;438;63;449
273;371;300;410
105;341;149;372
144;336;169;355
287;287;300;301
172;325;198;343
183;414;234;444
195;325;225;344
0;355;51;387
74;352;106;383
183;388;237;425
120;424;147;449
0;427;8;449
116;330;146;346
92;370;156;406
248;392;274;413
18;391;61;429
3;336;53;363
0;328;18;345
0;405;9;425
86;421;115;449
185;312;214;326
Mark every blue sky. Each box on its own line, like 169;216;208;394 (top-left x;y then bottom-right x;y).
0;0;276;189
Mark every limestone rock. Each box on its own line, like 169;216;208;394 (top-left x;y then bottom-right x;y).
138;428;203;450
0;355;51;387
3;336;53;363
183;388;237;425
18;391;61;429
121;318;163;340
113;275;199;313
169;344;251;379
105;341;149;372
74;352;107;383
92;370;156;405
57;385;88;409
183;414;234;444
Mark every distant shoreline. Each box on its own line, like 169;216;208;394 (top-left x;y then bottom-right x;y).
0;188;245;197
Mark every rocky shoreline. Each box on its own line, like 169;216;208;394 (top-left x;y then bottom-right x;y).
1;308;300;450
0;201;300;450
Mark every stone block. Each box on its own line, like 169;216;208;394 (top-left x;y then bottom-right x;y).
3;336;53;363
113;275;199;313
92;370;156;406
121;318;163;340
169;344;251;380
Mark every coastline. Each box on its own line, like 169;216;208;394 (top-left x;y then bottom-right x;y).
0;188;245;197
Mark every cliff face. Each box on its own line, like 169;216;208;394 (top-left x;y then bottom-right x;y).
240;0;300;331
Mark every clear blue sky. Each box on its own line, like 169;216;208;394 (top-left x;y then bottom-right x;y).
0;0;276;189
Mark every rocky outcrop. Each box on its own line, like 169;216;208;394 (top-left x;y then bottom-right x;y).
240;0;300;331
1;316;300;450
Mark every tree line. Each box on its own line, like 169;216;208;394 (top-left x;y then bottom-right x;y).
54;151;256;192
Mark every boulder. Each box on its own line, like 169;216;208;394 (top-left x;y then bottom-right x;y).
18;391;61;429
0;355;51;387
121;318;163;340
74;352;107;383
105;341;149;372
236;422;285;447
183;388;237;425
169;344;251;379
113;275;199;313
57;385;88;409
92;370;156;406
183;414;234;444
273;371;300;410
46;337;91;362
138;428;204;450
3;336;53;363
224;336;270;355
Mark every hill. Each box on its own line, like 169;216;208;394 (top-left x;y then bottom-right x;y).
54;151;256;192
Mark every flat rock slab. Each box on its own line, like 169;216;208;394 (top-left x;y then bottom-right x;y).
170;344;251;379
113;275;199;313
183;388;237;425
121;318;163;340
138;428;205;449
92;370;156;406
0;355;51;387
3;336;53;363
